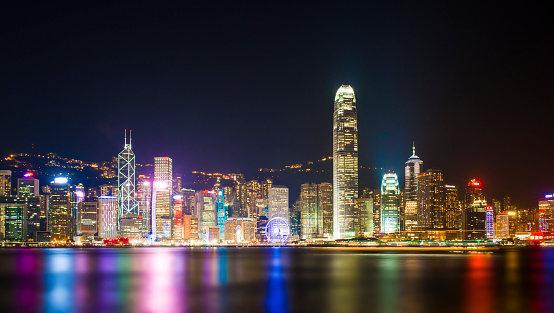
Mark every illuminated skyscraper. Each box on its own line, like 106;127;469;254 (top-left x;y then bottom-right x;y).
357;196;374;237
539;194;554;232
269;186;289;222
381;173;400;234
98;196;118;239
404;144;422;231
194;190;217;239
48;178;71;241
417;169;445;229
137;179;152;236
118;130;141;238
444;185;460;229
463;179;488;240
17;173;39;197
153;157;172;240
333;85;358;239
0;170;12;196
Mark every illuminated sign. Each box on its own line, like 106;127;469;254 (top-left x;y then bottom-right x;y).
143;181;150;186
507;211;516;216
23;172;34;178
54;177;68;184
173;195;182;200
153;181;167;189
545;194;553;199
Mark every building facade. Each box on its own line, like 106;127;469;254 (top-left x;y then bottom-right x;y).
381;173;400;234
333;85;358;239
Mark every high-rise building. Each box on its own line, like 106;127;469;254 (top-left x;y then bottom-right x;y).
300;183;319;239
172;195;184;239
137;179;152;236
539;195;554;232
98;196;117;239
153;157;172;240
333;85;358;239
319;183;333;237
417;169;445;229
299;183;332;239
269;186;289;222
48;178;71;241
216;189;226;239
444;185;460;229
381;173;400;234
78;201;98;241
118;130;139;225
17;173;39;197
372;189;381;234
0;170;12;196
404;144;422;231
357;197;374;237
194;190;217;239
464;179;488;240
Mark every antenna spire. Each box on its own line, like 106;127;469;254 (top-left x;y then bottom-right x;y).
412;141;415;156
130;130;132;148
124;129;127;146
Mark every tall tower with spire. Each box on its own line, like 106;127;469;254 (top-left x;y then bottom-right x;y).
404;143;423;231
333;85;358;239
118;130;140;236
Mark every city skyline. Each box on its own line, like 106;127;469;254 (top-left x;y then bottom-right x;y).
1;2;553;209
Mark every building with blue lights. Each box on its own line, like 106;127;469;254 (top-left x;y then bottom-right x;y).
381;173;400;234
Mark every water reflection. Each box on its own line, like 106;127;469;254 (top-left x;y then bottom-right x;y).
265;248;288;313
464;253;495;313
44;249;75;313
1;247;554;313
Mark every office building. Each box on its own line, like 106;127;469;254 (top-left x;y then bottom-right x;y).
78;201;98;240
98;196;117;239
269;186;289;222
539;195;554;232
357;197;374;237
153;157;172;240
195;190;217;239
48;178;71;241
417;169;445;229
17;173;39;197
404;144;422;231
118;130;140;236
381;173;400;234
333;85;358;239
0;170;11;196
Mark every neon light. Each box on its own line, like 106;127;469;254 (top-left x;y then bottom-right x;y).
545;194;553;199
54;177;68;184
23;172;34;178
143;181;150;186
173;195;182;200
507;211;516;216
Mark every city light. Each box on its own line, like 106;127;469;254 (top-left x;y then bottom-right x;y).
23;172;34;178
545;194;553;199
54;177;68;184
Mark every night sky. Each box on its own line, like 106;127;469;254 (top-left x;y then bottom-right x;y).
1;2;553;207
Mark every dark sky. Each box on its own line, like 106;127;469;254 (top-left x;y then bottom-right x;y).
1;2;553;207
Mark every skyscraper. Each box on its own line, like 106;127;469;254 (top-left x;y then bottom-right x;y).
98;196;118;239
404;144;422;231
269;186;289;222
333;85;358;239
153;157;173;240
417;169;445;229
381;173;400;234
118;130;139;216
48;178;71;241
0;170;12;196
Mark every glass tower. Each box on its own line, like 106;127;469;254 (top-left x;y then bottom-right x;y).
333;85;358;239
381;173;400;234
153;157;172;240
404;143;422;231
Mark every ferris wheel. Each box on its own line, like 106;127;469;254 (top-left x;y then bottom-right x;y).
265;217;290;244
